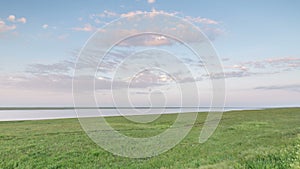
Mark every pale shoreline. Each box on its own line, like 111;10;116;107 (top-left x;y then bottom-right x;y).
0;107;298;122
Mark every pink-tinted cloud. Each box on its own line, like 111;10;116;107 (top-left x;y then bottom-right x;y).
185;16;219;25
147;0;156;4
42;24;48;29
6;15;27;24
7;15;16;22
17;17;26;24
0;20;16;32
120;9;178;18
98;10;118;18
221;56;300;79
225;64;248;71
82;9;222;41
119;34;172;46
72;23;94;32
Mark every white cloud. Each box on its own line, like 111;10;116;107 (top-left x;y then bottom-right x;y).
87;10;118;25
147;0;156;4
90;9;177;21
72;10;222;46
0;20;16;32
119;34;172;46
42;24;48;29
185;16;219;25
72;23;94;32
17;17;27;24
6;15;26;24
265;57;300;64
7;15;16;22
74;9;222;43
120;9;177;18
120;11;143;18
243;56;300;70
98;10;118;18
227;64;248;71
221;56;300;79
86;9;220;42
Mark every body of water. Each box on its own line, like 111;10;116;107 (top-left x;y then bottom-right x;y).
0;107;263;121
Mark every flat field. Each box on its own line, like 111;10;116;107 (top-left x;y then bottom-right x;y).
0;108;299;168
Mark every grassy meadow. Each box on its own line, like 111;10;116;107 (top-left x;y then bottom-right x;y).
0;108;300;168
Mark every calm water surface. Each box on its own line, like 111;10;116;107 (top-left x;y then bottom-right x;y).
0;107;262;121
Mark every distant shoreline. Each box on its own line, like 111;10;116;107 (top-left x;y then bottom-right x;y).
0;106;298;111
0;107;299;122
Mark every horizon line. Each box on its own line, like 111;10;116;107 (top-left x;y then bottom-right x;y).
0;106;299;111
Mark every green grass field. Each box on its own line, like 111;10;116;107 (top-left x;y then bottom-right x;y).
1;108;300;169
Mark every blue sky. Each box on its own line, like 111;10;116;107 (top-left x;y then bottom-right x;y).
0;0;299;107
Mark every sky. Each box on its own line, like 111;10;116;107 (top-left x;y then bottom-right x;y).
0;0;300;107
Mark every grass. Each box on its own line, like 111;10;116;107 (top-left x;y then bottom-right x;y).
0;108;300;168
